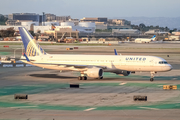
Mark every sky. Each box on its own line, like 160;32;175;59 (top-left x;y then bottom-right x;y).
0;0;179;18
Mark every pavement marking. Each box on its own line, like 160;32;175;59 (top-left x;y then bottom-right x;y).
84;108;96;111
10;106;38;108
119;82;127;85
139;107;159;110
22;85;46;87
16;64;24;67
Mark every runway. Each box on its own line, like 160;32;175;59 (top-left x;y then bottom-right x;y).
0;66;180;119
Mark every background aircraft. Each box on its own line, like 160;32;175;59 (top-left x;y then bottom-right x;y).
135;35;156;43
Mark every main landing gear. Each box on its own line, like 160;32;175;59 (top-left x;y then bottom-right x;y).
78;76;103;80
150;71;156;82
78;71;87;80
78;76;87;80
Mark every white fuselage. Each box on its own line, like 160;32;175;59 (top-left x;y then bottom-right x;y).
21;54;172;72
135;38;153;43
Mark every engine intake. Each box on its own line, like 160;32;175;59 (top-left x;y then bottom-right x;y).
85;68;103;78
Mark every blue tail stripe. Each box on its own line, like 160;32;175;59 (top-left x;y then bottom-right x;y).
114;49;118;55
23;53;30;62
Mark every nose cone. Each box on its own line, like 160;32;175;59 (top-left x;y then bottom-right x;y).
169;64;173;70
167;64;173;71
161;64;172;71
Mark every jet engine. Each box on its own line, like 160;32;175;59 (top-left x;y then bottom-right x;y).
85;68;103;78
114;70;131;76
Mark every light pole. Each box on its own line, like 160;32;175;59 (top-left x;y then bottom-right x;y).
13;44;24;58
14;48;22;58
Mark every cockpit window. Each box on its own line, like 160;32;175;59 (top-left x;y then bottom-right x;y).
159;61;168;64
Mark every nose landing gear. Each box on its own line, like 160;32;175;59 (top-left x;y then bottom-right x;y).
150;71;156;82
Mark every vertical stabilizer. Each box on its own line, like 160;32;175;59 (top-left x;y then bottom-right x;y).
114;49;118;55
151;35;156;41
19;27;46;56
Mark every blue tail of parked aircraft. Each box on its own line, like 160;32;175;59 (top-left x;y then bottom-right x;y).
151;35;156;41
114;49;118;55
19;27;46;56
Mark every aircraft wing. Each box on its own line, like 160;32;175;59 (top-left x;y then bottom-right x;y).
33;62;107;69
22;53;107;69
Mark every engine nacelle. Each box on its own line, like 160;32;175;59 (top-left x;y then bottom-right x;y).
114;70;131;76
85;68;103;78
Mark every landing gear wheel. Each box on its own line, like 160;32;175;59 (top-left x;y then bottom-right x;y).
150;72;156;82
78;76;87;80
78;76;82;80
150;78;154;82
82;76;87;80
97;76;103;79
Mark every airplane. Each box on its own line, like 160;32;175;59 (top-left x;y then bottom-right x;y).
19;27;172;82
135;35;156;43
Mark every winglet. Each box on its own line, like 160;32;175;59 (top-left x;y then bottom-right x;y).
114;49;118;55
23;53;30;62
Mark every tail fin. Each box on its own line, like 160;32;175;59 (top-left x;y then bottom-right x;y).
114;49;118;55
51;24;56;30
151;35;156;41
19;27;46;56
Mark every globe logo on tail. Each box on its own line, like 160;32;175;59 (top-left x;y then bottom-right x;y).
26;39;46;56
